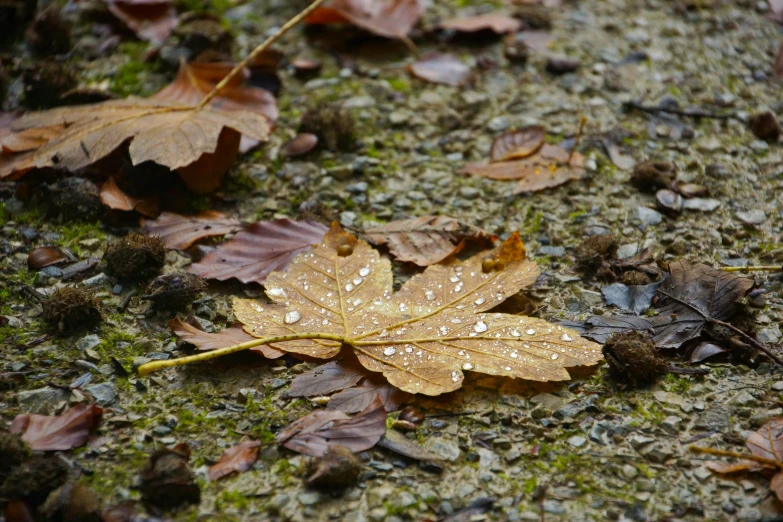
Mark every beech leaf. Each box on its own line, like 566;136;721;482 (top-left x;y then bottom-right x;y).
104;0;178;45
326;378;409;414
306;0;424;39
408;53;471;86
233;223;602;395
207;440;261;481
169;317;285;359
10;403;103;451
189;219;329;284
362;215;496;266
286;360;366;398
141;211;243;250
277;397;387;457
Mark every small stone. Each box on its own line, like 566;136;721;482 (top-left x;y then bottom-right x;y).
645;445;674;463
389;112;409;125
270;378;288;389
424;439;461;461
632;206;663;227
705;163;732;179
772;381;783;391
748;110;780;142
458;187;480;199
85;382;118;406
83;273;111;286
683;198;720;212
298;491;322;506
16;386;69;413
542;500;564;514
78;238;101;250
729;390;760;407
546;56;580;74
622;464;638;479
655;189;683;214
568;435;587;448
661;416;682;435
694;467;712;482
76;334;101;351
736;209;766;225
537;246;566;258
628;434;655;450
617;243;639;259
749;140;769;153
487;116;510;132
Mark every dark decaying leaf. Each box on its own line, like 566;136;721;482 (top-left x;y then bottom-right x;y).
305;0;424;39
490;126;546;162
377;429;444;461
207;440;261;481
601;281;660;315
327;379;409;414
277;397;387;457
440;13;521;34
362;215;496;266
142;211;242;250
100;177;159;217
104;0;177;45
10;403;103;451
169;317;285;359
408;53;471;86
569;316;654;344
286;360;366;398
189;219;328;284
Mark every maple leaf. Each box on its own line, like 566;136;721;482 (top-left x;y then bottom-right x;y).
693;417;783;501
305;0;424;39
169;317;284;359
362;215;496;266
229;223;602;395
141;211;243;250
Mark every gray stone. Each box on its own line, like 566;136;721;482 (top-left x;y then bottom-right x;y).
695;408;729;430
736;209;766;225
424;438;461;461
86;382;118;406
773;381;783;391
568;435;587;448
628;434;655;450
83;273;111;286
343;96;375;108
542;500;564;514
632;206;663;227
683;198;721;212
759;326;781;344
662;416;683;435
487;116;510;132
76;334;101;351
298;491;322;506
645;445;674;463
477;447;498;468
729;390;760;408
537;246;566;258
738;507;762;522
622;464;638;479
16;386;69;413
617;243;639;259
458;187;480;199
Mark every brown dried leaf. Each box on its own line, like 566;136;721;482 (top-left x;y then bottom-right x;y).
0;99;270;182
169;317;285;359
747;418;783;463
772;472;783;502
10;403;103;451
234;223;603;395
706;459;769;474
490;126;546;162
207;440;261;481
189;219;328;284
305;0;424;38
440;13;521;34
408;53;471;87
286;360;366;398
277;397;387;457
105;0;177;45
100;177;159;217
774;43;783;81
327;379;409;414
280;133;318;158
141;211;242;251
362;215;496;266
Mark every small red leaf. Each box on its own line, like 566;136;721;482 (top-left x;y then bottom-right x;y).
305;0;424;39
10;403;103;451
208;440;261;481
286;360;367;398
104;0;177;45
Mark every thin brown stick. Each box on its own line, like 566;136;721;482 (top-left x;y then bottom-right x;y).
657;289;783;368
622;101;737;121
567;116;587;166
689;446;781;469
197;0;329;109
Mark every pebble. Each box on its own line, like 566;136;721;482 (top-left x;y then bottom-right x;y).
424;439;461;461
298;491;322;506
537;246;566;257
458;187;481;199
567;435;587;448
487;116;510;132
736;209;766;225
83;273;111;286
546;56;580;75
16;386;70;413
86;382;118;406
632;206;663;227
682;198;720;212
76;334;102;351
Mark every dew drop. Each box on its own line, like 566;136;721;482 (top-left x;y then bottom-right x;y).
526;328;536;335
384;347;397;356
345;283;354;292
451;371;460;382
511;351;519;358
284;311;301;324
359;267;370;277
425;290;436;301
475;297;486;305
268;287;286;298
561;333;573;341
474;321;488;333
449;275;460;283
463;362;473;370
505;366;512;371
551;353;559;360
511;330;521;337
353;277;363;285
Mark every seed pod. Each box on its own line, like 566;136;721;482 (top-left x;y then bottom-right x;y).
103;233;165;281
337;244;353;257
482;258;495;273
27;246;69;269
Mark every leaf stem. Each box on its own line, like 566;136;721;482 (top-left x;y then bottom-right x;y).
721;265;782;273
567;116;587;166
137;332;345;376
689;446;781;469
196;0;329;109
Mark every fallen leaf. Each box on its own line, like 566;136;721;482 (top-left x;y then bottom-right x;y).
100;177;159;217
706;460;767;474
169;317;285;359
327;379;409;414
408;53;471;86
141;211;242;250
234;223;602;395
277;397;387;457
490;126;546;162
362;215;496;266
601;281;660;315
104;0;177;45
286;360;366;398
440;13;521;34
376;429;444;461
0;98;270;186
652;261;752;349
10;403;103;451
189;218;328;284
306;0;424;39
207;440;261;481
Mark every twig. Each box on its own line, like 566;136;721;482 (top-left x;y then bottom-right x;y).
197;0;330;109
657;289;783;368
118;289;137;311
722;265;782;273
622;101;737;121
689;446;781;469
567;116;587;166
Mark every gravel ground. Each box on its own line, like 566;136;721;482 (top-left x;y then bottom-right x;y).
3;0;783;520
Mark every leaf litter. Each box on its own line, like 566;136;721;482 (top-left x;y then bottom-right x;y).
141;211;242;250
10;404;103;451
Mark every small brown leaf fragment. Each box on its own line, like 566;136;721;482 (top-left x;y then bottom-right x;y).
277;397;387;457
409;53;471;87
286;360;366;398
169;317;284;359
27;246;69;269
100;178;159;217
141;211;242;251
280;133;319;158
305;0;424;39
104;0;177;45
490;126;546;162
440;13;521;34
363;215;496;266
207;440;261;481
10;404;103;451
771;472;783;502
189;219;328;284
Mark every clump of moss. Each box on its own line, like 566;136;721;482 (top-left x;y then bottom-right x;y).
305;445;363;490
42;287;102;332
0;431;30;476
0;455;70;506
143;273;206;310
44;177;102;221
629;160;676;192
24;7;72;56
22;60;77;110
603;331;668;387
135;445;201;512
103;233;165;281
299;103;357;152
40;480;101;522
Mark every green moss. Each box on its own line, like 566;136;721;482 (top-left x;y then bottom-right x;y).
216;489;251;510
387;78;411;93
520;476;537;493
59;221;104;255
109;43;159;97
663;373;691;393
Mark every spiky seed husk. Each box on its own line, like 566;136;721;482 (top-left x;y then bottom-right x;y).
42;287;102;332
629;160;676;192
0;431;30;476
103;233;165;281
299;102;357;152
144;273;207;310
305;445;363;490
603;331;668;387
